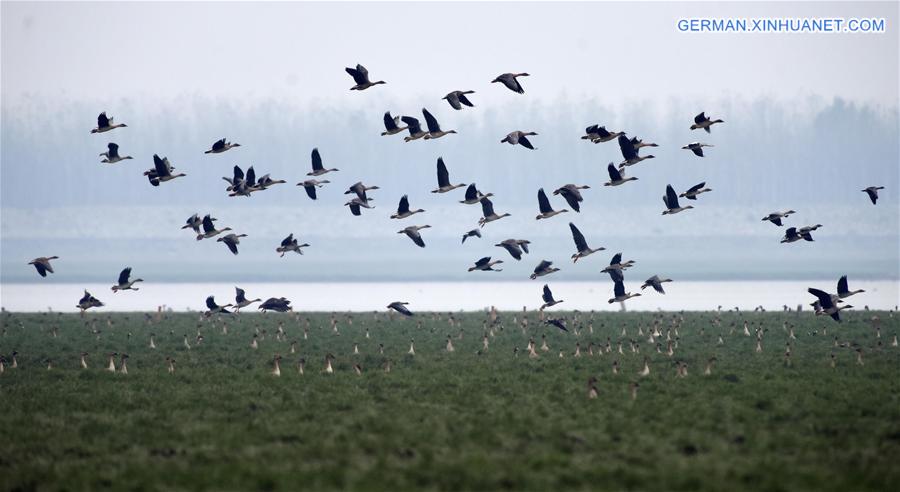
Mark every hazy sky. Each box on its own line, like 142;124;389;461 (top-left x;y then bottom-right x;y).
1;1;898;287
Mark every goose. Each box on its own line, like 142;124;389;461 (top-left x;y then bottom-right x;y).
468;256;503;272
276;233;309;256
478;197;511;227
501;131;538;150
781;225;820;243
604;163;638;187
111;267;143;292
641;275;673;294
704;357;717;375
345;64;385;90
530;260;560;280
271;355;282;377
446;335;455;352
106;352;118;372
461;229;482;244
345;197;375;216
298;179;330;200
28;256;58;277
618;135;655;167
182;213;214;234
535;188;569;220
495;239;531;260
460;183;493;204
662;184;694;215
639;358;651;376
345;182;380;202
119;354;129;374
808;288;851;322
431;157;466;193
398;225;430;248
145;154;186;186
600;253;636;273
80;352;89;369
254;174;287;191
569;223;605;262
305;148;339;177
196;215;231;240
205;296;233;315
422;108;457;139
491;72;529;94
690;112;724;133
552;184;589;212
836;275;865;299
387;301;414;317
608;276;641;304
205;138;240;154
582;125;623;143
91;112;127;133
862;186;884;205
77;290;104;311
762;210;796;226
587;377;599;399
680;182;712;200
401;116;428;141
443;90;476;110
381;112;407;136
540;284;563;310
166;357;176;374
629;137;659;149
682;142;713;157
223;165;252;193
100;143;133;163
546;318;568;332
259;297;292;312
391;195;425;219
217;233;247;255
234;287;261;311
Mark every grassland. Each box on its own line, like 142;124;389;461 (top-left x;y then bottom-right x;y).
1;309;898;492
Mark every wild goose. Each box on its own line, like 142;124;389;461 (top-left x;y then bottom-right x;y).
468;256;503;272
478;197;511;227
387;301;414;317
569;223;605;263
111;267;143;292
100;143;133;163
762;210;796;226
77;290;104;311
431;157;466;193
836;275;865;299
608;273;641;304
225;165;257;196
182;213;214;234
345;182;380;203
781;225;820;243
629;137;659;149
91;112;127;133
196;215;231;240
166;357;176;374
254;174;287;191
501;131;538;150
421;108;456;139
345;64;385;90
662;185;694;215
345;197;375;216
307;148;339;176
80;352;89;369
119;354;129;374
217;233;247;255
682;142;713;157
401;116;428;141
205;138;240;154
259;297;292;312
460;183;493;204
862;186;884;205
398;225;431;248
495;239;531;260
443;90;476;110
461;229;482;244
391;195;425;219
205;296;233;315
618;135;655;167
271;355;282;377
491;72;529;94
546;318;568;332
530;260;560;280
106;352;118;372
234;287;261;311
553;184;589;212
680;182;712;200
600;253;636;273
145;155;186;186
276;233;309;256
381;112;407;136
690;112;724;133
641;275;673;294
298;179;330;200
587;377;599;399
540;284;563;310
808;288;851;322
604;163;638;187
582;125;623;143
28;256;58;277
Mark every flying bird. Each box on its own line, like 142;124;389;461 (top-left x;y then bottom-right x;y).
234;287;262;311
28;256;58;277
690;112;724;133
641;275;673;294
540;285;564;310
196;215;231;240
582;125;623;143
217;233;247;255
836;275;865;300
478;197;511;227
442;90;476;110
501;131;538;150
381;112;408;136
387;301;414;317
308;148;339;176
345;64;385;90
345;198;375;216
495;239;531;261
569;223;605;263
601;253;636;274
609;278;641;304
205;138;240;154
77;290;104;311
391;195;425;219
298;179;330;200
618;135;655;167
460;183;493;205
604;163;638;187
111;267;143;292
662;185;694;215
421;108;456;139
145;155;186;186
100;143;132;163
204;296;232;316
468;256;503;272
682;142;713;157
680;182;712;200
536;188;568;219
401;116;428;141
808;288;850;322
762;210;796;226
546;318;568;332
91;112;127;134
461;229;482;244
491;72;529;94
431;157;466;193
553;184;590;212
398;225;431;248
259;297;292;312
276;233;309;257
530;260;559;280
862;186;884;205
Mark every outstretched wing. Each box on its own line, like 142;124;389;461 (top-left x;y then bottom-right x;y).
436;157;450;187
304;183;318;200
607;163;623;181
97;112;110;128
687;182;706;194
537;188;552;213
694;112;706;124
383;112;399;131
345;65;366;85
401;116;421;133
117;267;131;285
837;275;848;295
807;288;833;309
610;253;623;266
665;185;680;209
618;134;637;160
480;197;496;217
475;256;491;268
569;223;588;251
458;93;474;107
542;284;554;303
613;279;626;298
311;148;323;171
281;233;294;248
206;296;217;310
397;195;410;214
534;260;552;273
518;135;535;150
235;287;246;303
422;108;440;132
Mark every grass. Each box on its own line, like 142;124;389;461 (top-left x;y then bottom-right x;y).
1;309;898;491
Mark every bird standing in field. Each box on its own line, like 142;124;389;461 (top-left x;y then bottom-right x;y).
431;157;466;193
690;112;724;133
205;138;240;154
398;225;431;248
91;112;127;133
387;301;414;317
111;267;143;292
100;143;133;163
568;223;605;263
491;72;529;94
501;131;538;150
443;90;476;110
345;64;385;90
540;284;563;310
28;256;58;277
862;186;884;204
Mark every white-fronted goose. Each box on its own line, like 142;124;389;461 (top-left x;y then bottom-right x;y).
381;112;407;136
422;108;456;139
443;90;475;110
461;229;482;244
100;143;132;163
387;301;414;317
530;260;559;280
491;72;529;94
478;197;510;227
641;275;672;294
345;182;380;202
205;138;240;154
837;275;865;299
468;256;503;272
398;225;430;248
495;239;531;260
234;287;261;311
345;64;385;90
298;179;330;200
196;215;231;240
540;284;563;310
28;256;58;277
679;182;712;200
391;195;425;219
501;131;537;150
111;267;143;292
618;135;655;167
217;233;247;255
662;185;694;215
431;157;466;193
608;272;641;304
276;233;309;257
553;184;589;212
308;148;338;176
582;125;623;143
690;112;724;133
401;116;428;141
460;184;493;204
604;163;637;187
205;296;232;315
91;112;127;134
862;186;884;205
345;198;375;216
569;223;604;263
600;253;635;273
808;288;851;322
681;142;713;157
762;210;796;226
145;154;186;186
536;188;568;219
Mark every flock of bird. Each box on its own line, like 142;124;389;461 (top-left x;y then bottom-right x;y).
24;63;888;324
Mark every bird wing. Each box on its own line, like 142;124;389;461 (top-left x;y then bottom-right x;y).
436;157;450;187
107;142;119;156
569;223;588;251
348;201;361;216
518;240;530;254
771;217;783;226
458;93;474;107
401;116;421;134
559;189;580;212
383;112;399;131
480;197;496;217
97;112;110;128
212;139;225;151
409;229;425;248
866;189;877;204
607;163;623;181
232;165;244;183
618;134;637;160
464;184;478;201
118;267;131;285
807;288;834;308
837;275;848;295
281;234;294;247
79;291;92;304
597;126;612;138
345;66;366;84
153;155;169;177
608;268;624;283
245;167;256;187
446;93;462;110
397;195;410;214
535;260;552;273
475;256;491;268
610;253;622;265
206;296;217;310
304;183;318;199
202;215;215;233
613;279;626;298
542;285;553;303
694;112;706;124
311;148;323;171
422;108;441;132
785;227;798;239
34;262;48;277
518;135;535;150
235;287;246;303
224;237;239;255
665;185;680;209
687;182;706;194
537;189;552;213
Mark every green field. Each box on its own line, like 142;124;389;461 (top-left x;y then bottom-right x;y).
1;309;898;491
